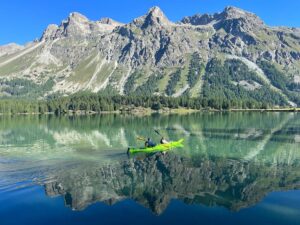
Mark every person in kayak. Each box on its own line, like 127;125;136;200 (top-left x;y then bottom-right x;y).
160;137;169;155
160;137;169;144
145;138;156;147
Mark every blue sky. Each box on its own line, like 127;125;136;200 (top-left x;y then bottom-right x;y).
1;0;300;45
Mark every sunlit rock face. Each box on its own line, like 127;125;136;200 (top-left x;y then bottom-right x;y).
0;6;299;102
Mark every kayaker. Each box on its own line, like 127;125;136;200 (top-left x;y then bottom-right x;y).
160;137;169;144
145;138;156;147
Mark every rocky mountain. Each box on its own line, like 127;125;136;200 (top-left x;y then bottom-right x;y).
0;6;299;105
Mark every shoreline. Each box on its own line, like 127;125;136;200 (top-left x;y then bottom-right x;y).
0;107;299;116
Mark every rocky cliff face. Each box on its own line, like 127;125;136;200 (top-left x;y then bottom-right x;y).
0;6;299;103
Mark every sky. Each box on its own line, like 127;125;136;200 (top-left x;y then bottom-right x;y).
1;0;300;45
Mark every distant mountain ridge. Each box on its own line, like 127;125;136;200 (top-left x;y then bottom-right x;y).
0;6;299;106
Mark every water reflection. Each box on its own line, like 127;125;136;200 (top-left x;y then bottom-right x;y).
44;153;300;214
0;112;300;214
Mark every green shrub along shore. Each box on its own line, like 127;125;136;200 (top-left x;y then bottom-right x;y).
0;93;299;115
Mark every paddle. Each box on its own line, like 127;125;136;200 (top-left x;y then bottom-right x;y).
154;129;162;137
155;129;169;143
154;129;169;142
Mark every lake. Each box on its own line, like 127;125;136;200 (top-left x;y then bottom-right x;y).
0;112;300;225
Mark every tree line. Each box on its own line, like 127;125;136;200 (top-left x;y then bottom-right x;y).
0;92;286;115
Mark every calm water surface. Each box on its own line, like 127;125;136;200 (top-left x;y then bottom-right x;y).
0;112;300;225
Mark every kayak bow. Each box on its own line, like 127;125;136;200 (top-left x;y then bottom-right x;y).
128;139;184;154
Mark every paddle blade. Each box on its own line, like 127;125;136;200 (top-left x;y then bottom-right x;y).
137;136;146;141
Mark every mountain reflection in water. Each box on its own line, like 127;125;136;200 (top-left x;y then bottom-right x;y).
44;153;300;214
0;112;300;215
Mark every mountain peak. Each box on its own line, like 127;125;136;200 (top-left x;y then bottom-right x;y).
68;12;89;23
220;6;249;19
148;6;165;17
224;6;246;13
135;6;170;28
147;6;169;22
219;6;263;24
56;12;92;38
181;6;264;27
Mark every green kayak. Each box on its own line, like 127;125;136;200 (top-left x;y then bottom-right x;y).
128;139;184;154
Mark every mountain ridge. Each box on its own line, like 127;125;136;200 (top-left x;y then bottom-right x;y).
0;6;299;106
